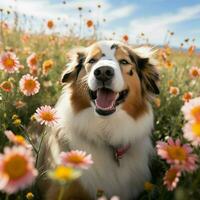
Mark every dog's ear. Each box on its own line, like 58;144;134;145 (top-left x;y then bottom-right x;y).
129;46;160;97
61;48;86;83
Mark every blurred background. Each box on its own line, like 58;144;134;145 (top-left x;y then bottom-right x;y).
0;0;200;48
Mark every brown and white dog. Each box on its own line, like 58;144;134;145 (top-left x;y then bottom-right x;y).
39;40;159;200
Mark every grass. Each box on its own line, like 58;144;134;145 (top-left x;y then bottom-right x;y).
0;26;200;200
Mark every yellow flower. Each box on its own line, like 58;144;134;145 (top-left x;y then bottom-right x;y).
165;47;172;55
154;98;161;108
8;77;15;83
165;60;173;68
26;192;34;200
42;59;54;75
144;181;154;191
30;114;36;121
13;119;21;126
167;80;173;86
0;81;13;92
48;165;81;184
12;114;19;120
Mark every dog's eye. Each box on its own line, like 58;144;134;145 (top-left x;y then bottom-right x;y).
88;58;97;64
119;59;129;65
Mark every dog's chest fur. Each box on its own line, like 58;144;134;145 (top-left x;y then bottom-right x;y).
46;90;154;199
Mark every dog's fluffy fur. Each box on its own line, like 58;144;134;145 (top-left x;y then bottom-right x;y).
39;41;159;200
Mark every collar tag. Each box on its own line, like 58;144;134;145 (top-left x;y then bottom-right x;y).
112;144;131;166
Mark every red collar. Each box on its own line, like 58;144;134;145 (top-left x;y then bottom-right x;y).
112;144;131;166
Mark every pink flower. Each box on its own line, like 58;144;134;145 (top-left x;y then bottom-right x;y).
27;53;37;68
189;66;200;79
4;130;31;149
0;52;19;73
60;150;93;169
19;74;40;96
26;53;38;75
183;121;200;146
169;86;179;96
29;65;38;76
0;146;38;194
35;105;59;126
156;137;198;172
182;92;192;103
163;167;181;191
181;97;200;122
13;100;26;109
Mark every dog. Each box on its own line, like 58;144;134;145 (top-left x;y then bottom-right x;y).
39;40;159;200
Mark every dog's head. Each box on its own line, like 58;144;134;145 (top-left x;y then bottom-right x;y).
62;40;159;118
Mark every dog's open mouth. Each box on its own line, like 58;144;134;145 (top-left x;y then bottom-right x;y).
89;88;129;116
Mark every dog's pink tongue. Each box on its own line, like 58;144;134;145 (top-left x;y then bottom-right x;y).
96;89;116;109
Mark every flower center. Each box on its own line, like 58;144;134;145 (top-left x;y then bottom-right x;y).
68;155;84;164
192;122;200;137
191;106;200;122
44;64;51;70
4;154;28;180
41;112;54;122
192;69;199;77
170;88;178;95
167;146;186;161
183;93;192;102
3;58;15;68
15;135;25;144
165;168;178;182
24;79;36;91
47;21;54;29
54;166;75;181
30;58;37;66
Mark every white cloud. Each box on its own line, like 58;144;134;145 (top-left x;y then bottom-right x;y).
0;0;137;39
129;4;200;45
102;5;137;22
1;0;69;19
0;0;135;22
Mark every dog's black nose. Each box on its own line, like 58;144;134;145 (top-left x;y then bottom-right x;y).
94;66;114;82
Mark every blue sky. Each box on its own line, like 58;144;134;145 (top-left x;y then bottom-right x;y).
0;0;200;47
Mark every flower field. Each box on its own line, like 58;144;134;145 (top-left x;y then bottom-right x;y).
1;6;200;200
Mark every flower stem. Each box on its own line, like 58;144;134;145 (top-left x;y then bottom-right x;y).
35;131;46;168
5;194;9;200
19;124;38;153
57;186;64;200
